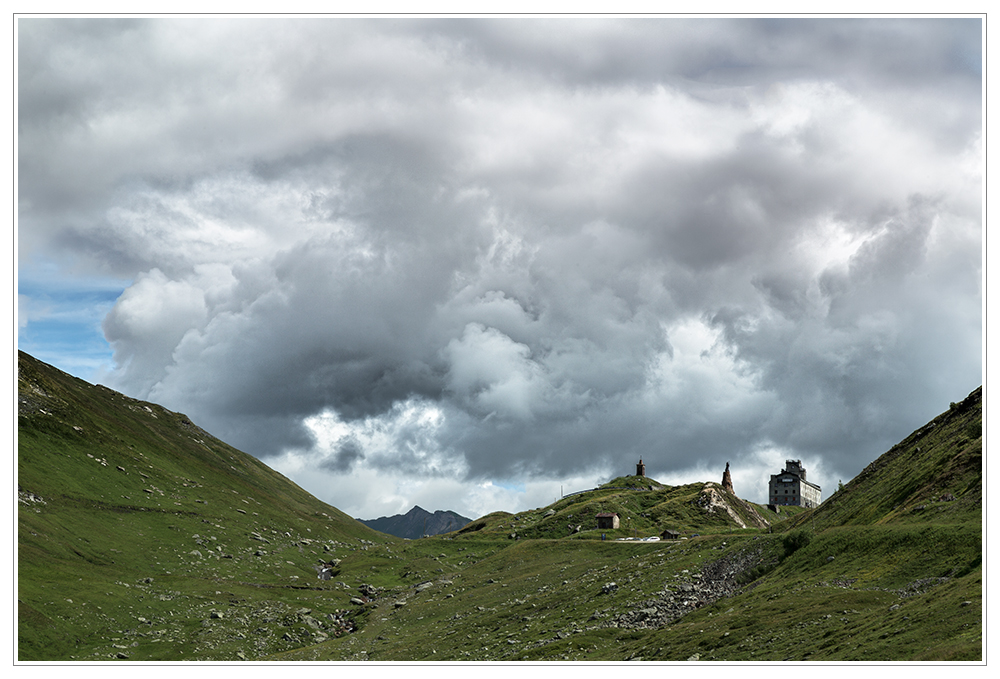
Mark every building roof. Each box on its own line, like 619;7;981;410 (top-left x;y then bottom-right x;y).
595;512;619;518
770;470;821;491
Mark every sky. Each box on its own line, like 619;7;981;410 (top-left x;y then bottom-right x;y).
16;17;983;521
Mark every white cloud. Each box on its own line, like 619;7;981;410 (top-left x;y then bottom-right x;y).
18;18;982;517
17;294;48;329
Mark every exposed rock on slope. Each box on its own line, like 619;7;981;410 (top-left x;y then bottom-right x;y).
695;482;770;529
609;541;770;630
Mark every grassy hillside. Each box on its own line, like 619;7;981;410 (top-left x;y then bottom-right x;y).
793;386;982;531
17;352;981;661
452;475;784;543
17;351;395;660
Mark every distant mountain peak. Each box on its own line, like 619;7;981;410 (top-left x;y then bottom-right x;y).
360;505;473;539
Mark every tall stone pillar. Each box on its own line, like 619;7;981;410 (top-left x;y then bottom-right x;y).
722;462;734;494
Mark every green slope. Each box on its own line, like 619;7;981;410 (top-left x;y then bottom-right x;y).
18;351;982;661
793;386;982;530
17;350;396;660
452;475;784;542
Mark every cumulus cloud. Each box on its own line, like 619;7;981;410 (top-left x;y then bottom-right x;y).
17;18;982;519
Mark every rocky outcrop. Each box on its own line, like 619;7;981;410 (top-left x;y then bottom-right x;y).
607;541;770;630
695;482;770;529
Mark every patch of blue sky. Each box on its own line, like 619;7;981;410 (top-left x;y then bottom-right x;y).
492;480;526;493
17;266;130;382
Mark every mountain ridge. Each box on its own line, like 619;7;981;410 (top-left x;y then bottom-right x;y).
359;505;473;539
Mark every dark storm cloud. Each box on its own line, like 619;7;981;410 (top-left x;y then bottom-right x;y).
319;437;366;473
18;17;982;517
708;193;978;462
420;18;980;92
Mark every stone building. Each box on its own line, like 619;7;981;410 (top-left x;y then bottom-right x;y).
768;460;821;508
636;459;645;477
596;512;620;529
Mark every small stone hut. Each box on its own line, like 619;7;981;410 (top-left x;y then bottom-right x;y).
596;512;620;529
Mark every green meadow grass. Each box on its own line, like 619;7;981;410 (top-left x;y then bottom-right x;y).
18;352;981;661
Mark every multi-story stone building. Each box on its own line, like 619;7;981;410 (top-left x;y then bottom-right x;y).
768;460;822;508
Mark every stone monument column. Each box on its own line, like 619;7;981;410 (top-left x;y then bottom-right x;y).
722;462;734;494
